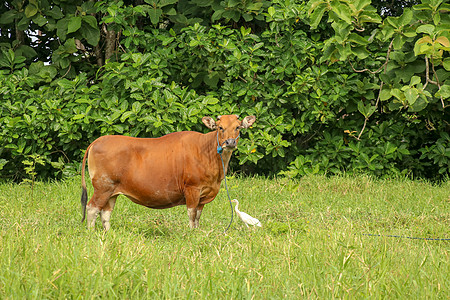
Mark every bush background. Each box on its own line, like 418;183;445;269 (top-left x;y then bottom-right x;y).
0;0;449;181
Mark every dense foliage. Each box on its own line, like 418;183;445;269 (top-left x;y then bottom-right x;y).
0;0;449;181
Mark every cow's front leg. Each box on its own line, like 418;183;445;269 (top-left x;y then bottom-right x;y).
194;204;205;228
185;187;201;228
187;207;197;228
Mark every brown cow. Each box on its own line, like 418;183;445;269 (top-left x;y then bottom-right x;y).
80;114;256;230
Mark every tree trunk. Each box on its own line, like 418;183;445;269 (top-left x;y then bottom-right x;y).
104;25;116;62
15;20;25;45
94;44;103;67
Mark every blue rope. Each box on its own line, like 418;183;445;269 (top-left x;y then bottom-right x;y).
220;153;234;234
216;131;239;233
362;233;450;241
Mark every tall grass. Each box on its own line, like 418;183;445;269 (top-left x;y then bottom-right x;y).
0;175;449;298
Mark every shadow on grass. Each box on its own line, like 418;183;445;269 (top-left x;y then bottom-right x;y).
119;217;188;239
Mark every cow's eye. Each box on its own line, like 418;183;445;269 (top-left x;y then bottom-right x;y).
235;126;240;131
219;126;224;131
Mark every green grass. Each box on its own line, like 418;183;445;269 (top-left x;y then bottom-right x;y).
0;175;449;298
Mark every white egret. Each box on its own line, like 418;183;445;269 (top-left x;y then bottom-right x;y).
231;199;262;228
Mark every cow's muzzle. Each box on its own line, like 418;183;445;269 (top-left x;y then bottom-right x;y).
224;138;237;149
217;132;239;154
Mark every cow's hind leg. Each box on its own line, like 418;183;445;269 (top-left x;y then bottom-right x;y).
86;189;114;230
86;203;100;229
100;196;117;231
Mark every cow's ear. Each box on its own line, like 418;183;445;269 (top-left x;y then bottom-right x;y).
202;116;216;130
241;116;256;129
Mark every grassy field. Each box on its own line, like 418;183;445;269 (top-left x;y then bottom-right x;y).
0;175;449;298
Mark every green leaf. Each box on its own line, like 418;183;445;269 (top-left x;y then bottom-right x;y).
413;4;432;11
82;15;98;29
385;142;397;155
120;111;134;123
443;58;450;71
204;72;220;88
433;12;441;25
268;6;275;17
25;4;38;18
351;46;370;59
17;16;30;31
439;3;450;12
348;33;369;45
417;24;435;36
404;88;419;105
67;16;82;34
403;29;417;38
398;8;413;27
233;49;241;60
386;16;400;29
159;0;178;7
251;42;264;51
73;114;85;120
149;8;162;25
380;89;391;101
332;21;351;44
13;55;26;64
391;89;403;100
81;23;100;46
309;3;327;29
56;18;69;40
57;78;75;89
331;1;352;24
437;84;450;99
240;26;251;37
247;2;263;11
47;6;64;19
33;14;47;27
63;38;78;54
211;9;224;22
17;45;37;59
410;76;421;86
358;11;382;24
358;102;376;118
205;96;219;105
165;8;176;16
393;35;404;50
0;10;17;24
0;159;8;171
132;101;142;113
409;95;428;112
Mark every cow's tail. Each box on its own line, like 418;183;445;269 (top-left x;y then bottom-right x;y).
81;143;92;223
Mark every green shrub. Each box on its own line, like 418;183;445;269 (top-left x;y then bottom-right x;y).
0;0;448;181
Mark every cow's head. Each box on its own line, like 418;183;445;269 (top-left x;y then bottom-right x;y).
202;115;256;151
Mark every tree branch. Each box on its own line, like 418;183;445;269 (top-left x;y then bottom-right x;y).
423;56;447;109
423;56;437;90
355;39;394;139
430;59;445;109
348;38;394;74
357;117;368;140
